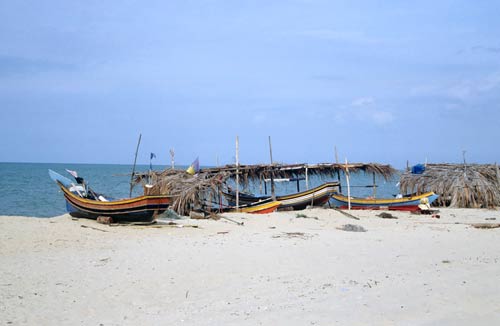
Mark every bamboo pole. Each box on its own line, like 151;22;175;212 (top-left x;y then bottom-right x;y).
269;136;276;200
335;146;342;192
129;133;142;198
496;162;500;187
345;158;351;210
236;136;240;210
169;148;175;169
305;165;309;190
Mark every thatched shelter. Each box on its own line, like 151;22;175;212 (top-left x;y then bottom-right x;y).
133;162;396;216
399;163;500;208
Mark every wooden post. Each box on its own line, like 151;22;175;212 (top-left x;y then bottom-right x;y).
462;150;467;178
269;136;276;200
495;162;500;187
373;172;377;198
335;146;341;192
169;148;175;169
345;158;351;210
129;133;142;198
305;165;309;190
236;136;240;210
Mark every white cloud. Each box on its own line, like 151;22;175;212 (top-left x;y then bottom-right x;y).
335;97;395;125
351;97;375;107
410;72;500;102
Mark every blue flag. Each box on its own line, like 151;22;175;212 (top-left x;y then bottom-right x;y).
149;152;156;170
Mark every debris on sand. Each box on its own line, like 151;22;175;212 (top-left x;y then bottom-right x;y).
336;224;367;232
377;212;397;219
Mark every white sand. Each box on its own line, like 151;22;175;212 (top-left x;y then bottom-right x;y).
1;208;500;325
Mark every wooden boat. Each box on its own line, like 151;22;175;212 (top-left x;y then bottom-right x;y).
226;198;281;214
276;182;339;210
223;182;340;211
330;191;439;211
49;169;171;222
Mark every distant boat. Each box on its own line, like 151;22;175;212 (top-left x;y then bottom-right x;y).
49;169;171;223
330;191;439;211
223;182;340;211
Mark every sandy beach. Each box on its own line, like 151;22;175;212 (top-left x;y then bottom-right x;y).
1;208;499;325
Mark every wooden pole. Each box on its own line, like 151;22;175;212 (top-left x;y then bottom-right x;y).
305;165;309;190
345;158;351;210
462;150;467;178
335;147;341;192
169;148;175;169
129;133;142;198
236;136;240;210
495;162;500;187
373;172;376;198
269;136;276;200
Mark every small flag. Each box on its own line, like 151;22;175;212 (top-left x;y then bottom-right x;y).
186;157;200;175
149;152;156;170
66;169;78;178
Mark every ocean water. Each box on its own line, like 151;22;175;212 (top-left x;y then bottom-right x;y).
0;162;162;217
0;162;401;217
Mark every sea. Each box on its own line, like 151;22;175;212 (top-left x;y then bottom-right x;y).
0;162;401;217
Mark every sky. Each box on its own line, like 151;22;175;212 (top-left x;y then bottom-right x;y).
1;0;499;169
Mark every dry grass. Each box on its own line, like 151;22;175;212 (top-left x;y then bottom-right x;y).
399;163;500;208
132;162;397;215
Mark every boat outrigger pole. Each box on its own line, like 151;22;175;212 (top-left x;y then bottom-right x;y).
129;133;142;198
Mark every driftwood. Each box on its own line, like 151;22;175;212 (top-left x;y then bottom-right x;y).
332;208;360;220
471;223;500;229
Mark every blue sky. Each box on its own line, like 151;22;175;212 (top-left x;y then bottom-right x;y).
1;0;499;168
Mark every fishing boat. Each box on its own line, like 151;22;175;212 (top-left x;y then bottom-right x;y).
49;169;171;222
223;182;340;211
228;198;282;214
330;191;439;211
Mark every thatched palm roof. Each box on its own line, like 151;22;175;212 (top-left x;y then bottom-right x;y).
399;163;500;208
134;162;397;215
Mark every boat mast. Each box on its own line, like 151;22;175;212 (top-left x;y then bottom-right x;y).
236;135;240;210
269;136;276;200
129;133;142;198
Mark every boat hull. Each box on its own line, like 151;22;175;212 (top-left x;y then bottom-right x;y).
50;169;170;222
330;192;439;211
63;188;171;222
278;182;339;210
223;182;339;211
225;198;281;214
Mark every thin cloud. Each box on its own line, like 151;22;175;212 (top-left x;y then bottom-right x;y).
471;45;500;54
351;97;375;107
298;29;382;45
410;72;500;102
336;97;395;125
0;55;75;77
